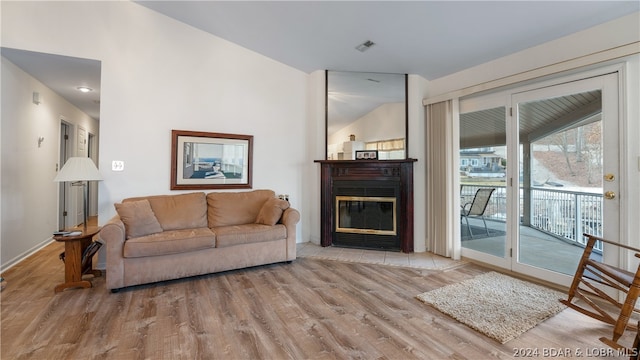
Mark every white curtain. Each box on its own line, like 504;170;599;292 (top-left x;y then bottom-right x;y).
425;100;461;259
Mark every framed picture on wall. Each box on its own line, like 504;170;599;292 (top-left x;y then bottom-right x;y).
171;130;253;190
355;150;378;160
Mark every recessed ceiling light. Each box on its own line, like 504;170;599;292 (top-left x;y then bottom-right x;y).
355;40;376;52
77;86;93;93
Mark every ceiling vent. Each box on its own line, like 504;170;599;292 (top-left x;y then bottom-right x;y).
355;40;376;52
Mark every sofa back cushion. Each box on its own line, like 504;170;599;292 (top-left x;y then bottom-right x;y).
124;192;208;231
114;199;164;239
207;190;275;227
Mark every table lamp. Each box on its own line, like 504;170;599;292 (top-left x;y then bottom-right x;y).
53;157;103;231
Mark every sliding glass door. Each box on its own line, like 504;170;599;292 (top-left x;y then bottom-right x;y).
511;74;619;286
460;94;510;269
460;73;620;286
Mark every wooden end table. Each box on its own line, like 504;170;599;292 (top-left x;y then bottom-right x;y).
53;226;102;293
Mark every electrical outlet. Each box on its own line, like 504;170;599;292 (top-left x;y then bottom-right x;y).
112;160;124;171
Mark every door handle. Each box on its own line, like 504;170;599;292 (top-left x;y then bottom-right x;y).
604;191;616;200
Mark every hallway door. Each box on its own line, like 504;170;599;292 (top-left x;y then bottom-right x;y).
58;122;71;230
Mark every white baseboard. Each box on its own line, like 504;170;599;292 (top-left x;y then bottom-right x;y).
1;237;55;273
307;235;321;245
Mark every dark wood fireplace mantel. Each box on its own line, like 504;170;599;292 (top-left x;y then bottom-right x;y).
315;159;417;252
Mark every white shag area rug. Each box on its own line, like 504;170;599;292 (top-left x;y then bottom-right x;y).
416;271;567;344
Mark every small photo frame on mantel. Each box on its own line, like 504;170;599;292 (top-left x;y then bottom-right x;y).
355;150;378;160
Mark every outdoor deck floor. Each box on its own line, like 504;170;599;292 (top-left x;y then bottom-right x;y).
462;218;590;275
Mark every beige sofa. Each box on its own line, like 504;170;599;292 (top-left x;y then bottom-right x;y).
100;190;299;291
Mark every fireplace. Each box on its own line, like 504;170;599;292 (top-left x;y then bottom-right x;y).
315;159;416;252
336;196;397;236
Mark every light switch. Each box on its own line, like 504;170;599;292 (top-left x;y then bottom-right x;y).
112;160;124;171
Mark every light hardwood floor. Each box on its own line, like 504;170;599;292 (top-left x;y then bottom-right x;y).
1;241;635;359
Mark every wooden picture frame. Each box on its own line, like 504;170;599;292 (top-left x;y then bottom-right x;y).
355;150;378;160
171;130;253;190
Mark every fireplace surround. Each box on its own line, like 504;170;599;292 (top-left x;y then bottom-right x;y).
315;159;416;252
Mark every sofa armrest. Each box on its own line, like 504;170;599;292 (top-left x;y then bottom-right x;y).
280;207;300;261
99;215;126;290
281;207;300;227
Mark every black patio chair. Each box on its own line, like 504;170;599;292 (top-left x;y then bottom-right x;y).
460;188;495;238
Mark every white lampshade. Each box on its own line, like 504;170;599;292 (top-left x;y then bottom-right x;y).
53;157;103;182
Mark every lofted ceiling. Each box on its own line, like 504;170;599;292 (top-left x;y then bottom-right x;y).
136;1;638;80
1;1;637;124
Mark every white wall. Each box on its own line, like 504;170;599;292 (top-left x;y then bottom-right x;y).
305;70;326;245
621;54;640;250
1;56;99;269
1;2;308;268
407;74;429;252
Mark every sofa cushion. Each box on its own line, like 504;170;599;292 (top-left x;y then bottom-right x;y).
125;192;208;231
207;190;275;227
255;198;290;226
123;227;216;258
114;199;163;239
214;224;286;248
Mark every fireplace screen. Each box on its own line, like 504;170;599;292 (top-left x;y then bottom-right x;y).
335;196;397;235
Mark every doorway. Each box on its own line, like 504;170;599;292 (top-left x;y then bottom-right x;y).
88;132;98;219
460;72;620;287
58;121;71;230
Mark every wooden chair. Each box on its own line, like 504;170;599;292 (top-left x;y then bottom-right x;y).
460;188;495;238
631;321;640;360
561;233;640;351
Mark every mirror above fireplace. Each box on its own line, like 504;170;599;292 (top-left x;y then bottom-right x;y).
326;71;407;160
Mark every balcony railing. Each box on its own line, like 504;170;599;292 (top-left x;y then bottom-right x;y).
461;185;603;251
